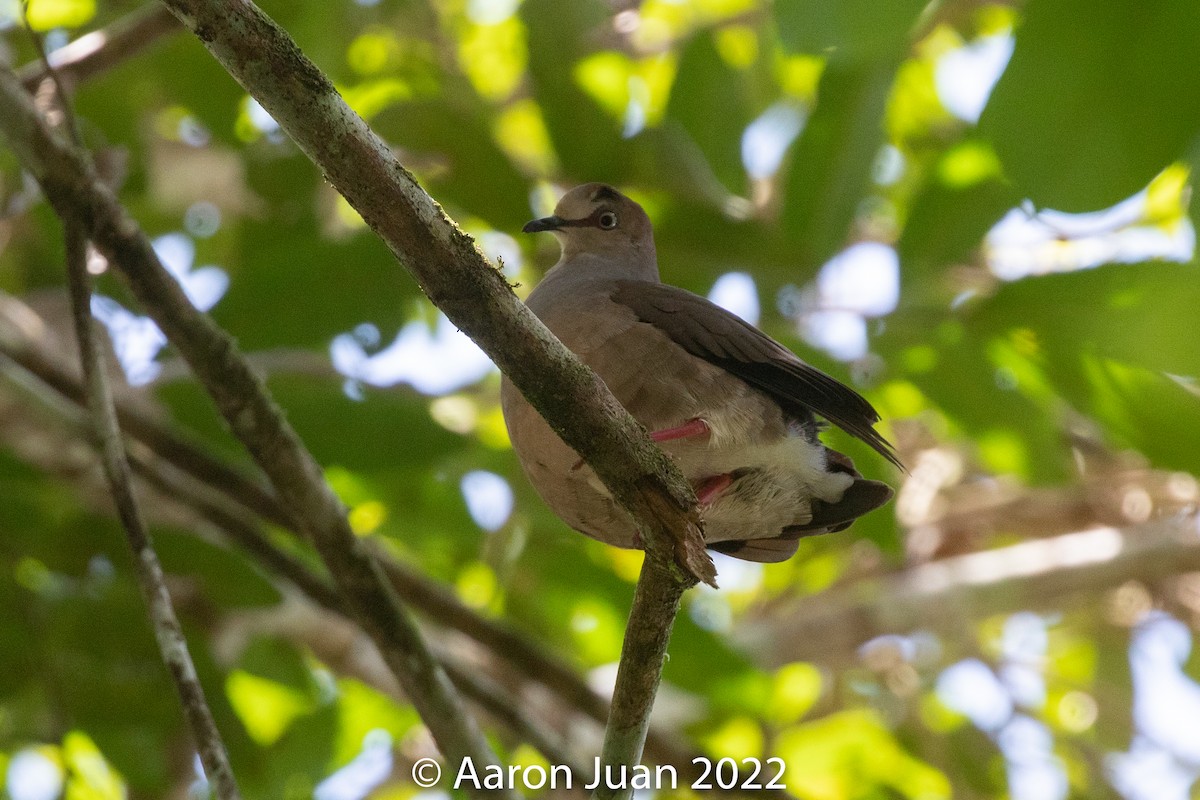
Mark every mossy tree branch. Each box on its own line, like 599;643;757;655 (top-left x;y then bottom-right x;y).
152;0;714;588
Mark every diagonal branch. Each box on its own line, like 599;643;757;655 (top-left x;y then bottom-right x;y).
141;3;714;782
151;0;714;588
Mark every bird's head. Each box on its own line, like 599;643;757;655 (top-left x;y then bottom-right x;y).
522;183;656;274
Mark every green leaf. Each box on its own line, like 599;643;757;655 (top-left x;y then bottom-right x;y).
664;32;755;195
214;215;417;352
774;0;928;61
777;709;952;800
781;58;898;273
267;376;464;471
239;636;318;692
879;313;1071;483
964;263;1200;472
981;0;1200;211
521;0;626;179
24;0;95;30
972;262;1200;377
1069;357;1200;474
898;140;1020;283
155;530;283;608
374;99;532;231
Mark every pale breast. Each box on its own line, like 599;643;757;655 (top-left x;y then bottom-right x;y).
500;369;639;547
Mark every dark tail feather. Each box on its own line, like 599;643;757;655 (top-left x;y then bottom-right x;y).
785;478;894;535
707;446;895;564
709;536;801;563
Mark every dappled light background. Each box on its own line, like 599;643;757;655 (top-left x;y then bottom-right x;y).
1;0;1199;798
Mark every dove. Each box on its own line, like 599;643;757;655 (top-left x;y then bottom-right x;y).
501;183;898;563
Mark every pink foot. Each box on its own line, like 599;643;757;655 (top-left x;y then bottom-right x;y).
650;418;710;443
695;473;734;506
571;418;711;472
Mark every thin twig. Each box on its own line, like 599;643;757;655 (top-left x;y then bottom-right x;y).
18;4;181;91
0;67;513;800
593;555;690;800
19;15;242;796
62;222;243;799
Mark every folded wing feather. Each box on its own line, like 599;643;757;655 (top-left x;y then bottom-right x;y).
612;280;903;469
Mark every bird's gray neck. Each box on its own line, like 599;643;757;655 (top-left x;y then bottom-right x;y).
551;240;660;283
527;247;659;317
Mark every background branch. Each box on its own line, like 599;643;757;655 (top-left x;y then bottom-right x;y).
59;215;242;800
23;23;240;794
18;4;181;92
751;519;1200;667
0;66;514;800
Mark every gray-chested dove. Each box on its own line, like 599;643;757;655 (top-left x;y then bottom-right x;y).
501;183;899;563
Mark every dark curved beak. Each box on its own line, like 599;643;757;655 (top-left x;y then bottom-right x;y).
522;215;564;234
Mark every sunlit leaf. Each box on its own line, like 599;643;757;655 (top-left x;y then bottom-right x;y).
226;670;313;745
774;0;927;60
781;59;899;273
776;709;951;800
333;680;419;766
25;0;94;30
981;0;1200;210
62;731;124;800
703;716;764;760
458;16;528;101
768;662;823;724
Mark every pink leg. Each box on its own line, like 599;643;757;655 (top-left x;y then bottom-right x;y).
650;418;710;443
571;418;711;472
695;473;734;506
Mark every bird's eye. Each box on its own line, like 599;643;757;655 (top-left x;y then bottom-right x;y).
598;211;618;230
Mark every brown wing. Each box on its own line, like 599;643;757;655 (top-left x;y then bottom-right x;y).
612;280;902;468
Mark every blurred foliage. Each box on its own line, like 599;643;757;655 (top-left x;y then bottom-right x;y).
1;0;1199;798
